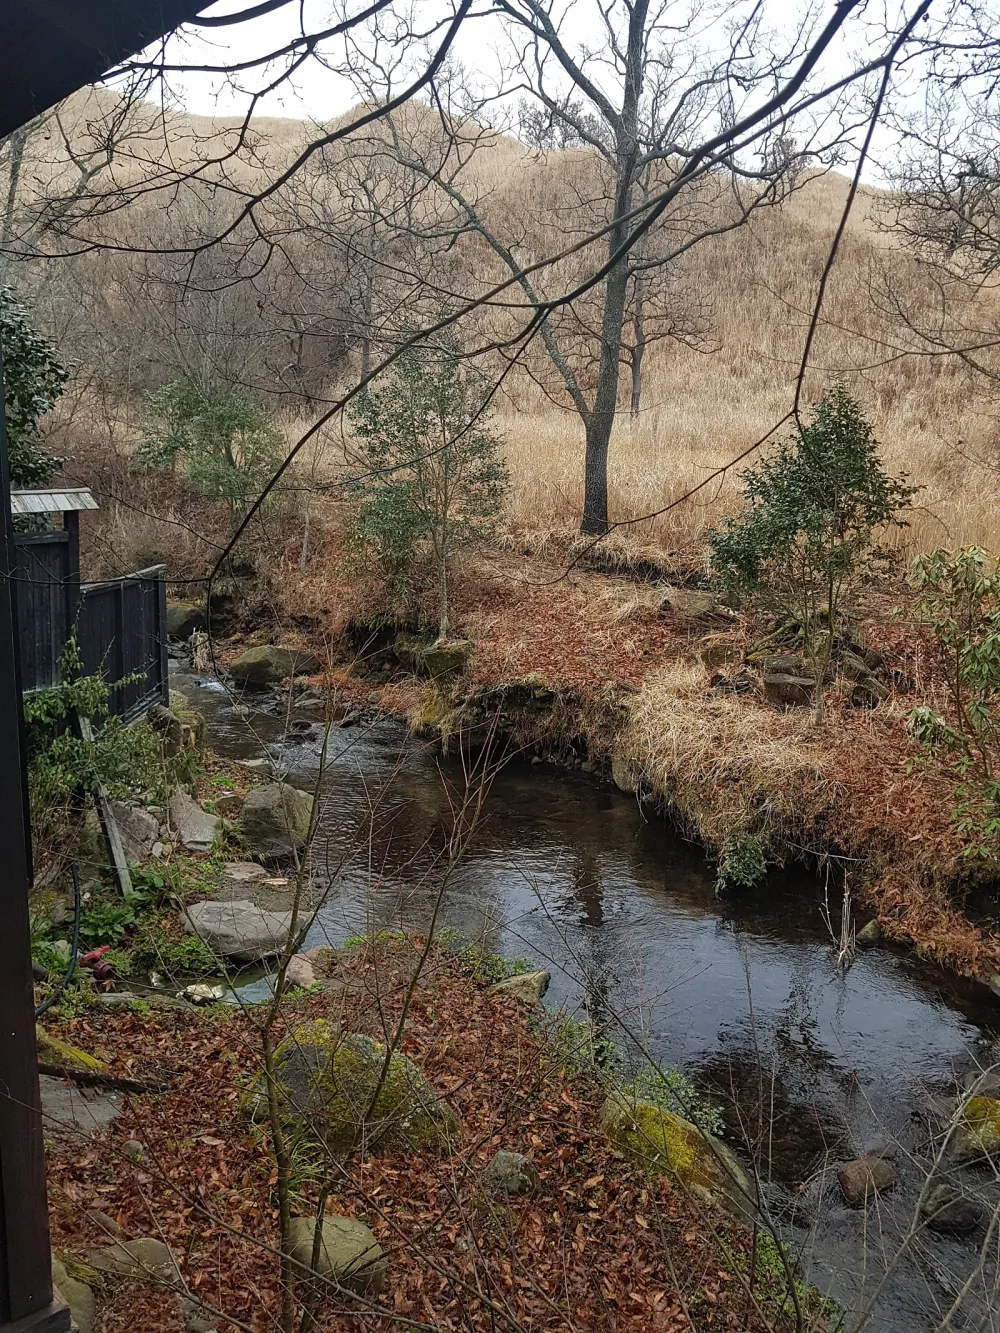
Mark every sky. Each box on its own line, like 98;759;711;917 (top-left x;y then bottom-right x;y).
129;0;928;183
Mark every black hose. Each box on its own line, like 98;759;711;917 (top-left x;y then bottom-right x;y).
34;864;82;1019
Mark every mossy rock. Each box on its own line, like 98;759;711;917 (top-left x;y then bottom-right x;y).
955;1095;1000;1164
419;639;472;687
37;1027;107;1073
601;1089;752;1218
244;1023;461;1154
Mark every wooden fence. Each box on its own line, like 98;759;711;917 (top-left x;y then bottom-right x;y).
13;532;169;721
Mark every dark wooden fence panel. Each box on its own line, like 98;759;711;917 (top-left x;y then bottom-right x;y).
78;566;169;721
13;537;168;721
12;531;73;692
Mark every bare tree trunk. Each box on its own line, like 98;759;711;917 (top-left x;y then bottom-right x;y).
579;0;647;535
1;123;28;251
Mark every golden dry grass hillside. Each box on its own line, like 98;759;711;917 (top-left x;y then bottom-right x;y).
7;89;999;558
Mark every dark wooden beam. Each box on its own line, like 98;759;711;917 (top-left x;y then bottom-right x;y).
0;0;210;139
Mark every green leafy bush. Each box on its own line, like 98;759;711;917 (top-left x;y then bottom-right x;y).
910;546;1000;860
711;386;915;718
137;377;285;525
24;639;162;870
347;344;508;636
0;287;67;488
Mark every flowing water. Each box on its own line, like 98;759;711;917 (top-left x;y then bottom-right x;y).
177;667;1000;1332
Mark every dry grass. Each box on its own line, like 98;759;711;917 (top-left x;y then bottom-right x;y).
16;90;1000;562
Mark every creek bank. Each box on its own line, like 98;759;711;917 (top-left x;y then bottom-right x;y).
41;935;803;1333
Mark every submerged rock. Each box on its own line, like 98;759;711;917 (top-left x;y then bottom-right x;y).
287;1215;386;1294
921;1182;983;1234
837;1155;897;1206
238;783;313;857
601;1089;752;1218
183;899;297;963
244;1023;461;1154
230;645;321;687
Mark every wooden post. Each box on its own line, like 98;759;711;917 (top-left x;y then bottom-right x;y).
0;355;70;1329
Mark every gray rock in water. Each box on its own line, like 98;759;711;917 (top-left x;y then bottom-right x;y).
763;673;816;708
482;1150;538;1197
109;802;160;861
88;1236;180;1283
238;783;313;858
489;971;551;1005
230;645;322;687
166;601;206;640
169;792;221;854
837;1155;897;1206
954;1095;1000;1163
921;1182;983;1235
52;1257;95;1333
856;919;882;948
288;1215;386;1294
183;899;296;963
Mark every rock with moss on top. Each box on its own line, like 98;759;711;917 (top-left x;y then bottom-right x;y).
955;1095;1000;1164
37;1026;107;1073
230;645;321;687
241;1022;461;1154
601;1088;753;1219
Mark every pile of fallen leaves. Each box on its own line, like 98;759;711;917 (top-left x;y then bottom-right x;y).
46;940;795;1332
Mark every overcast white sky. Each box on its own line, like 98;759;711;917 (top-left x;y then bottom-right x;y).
137;0;924;182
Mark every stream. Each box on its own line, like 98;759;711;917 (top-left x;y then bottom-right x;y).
177;666;1000;1333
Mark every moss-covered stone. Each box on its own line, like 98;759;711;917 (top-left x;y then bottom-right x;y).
601;1089;752;1218
247;1024;460;1154
37;1026;107;1073
955;1095;1000;1163
419;639;472;688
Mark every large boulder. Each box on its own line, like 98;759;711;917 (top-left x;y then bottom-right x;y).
169;792;221;854
183;899;297;963
288;1216;386;1295
419;639;472;688
955;1095;1000;1164
601;1089;752;1219
239;783;313;858
489;971;551;1006
244;1023;460;1153
166;601;206;640
230;645;322;687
